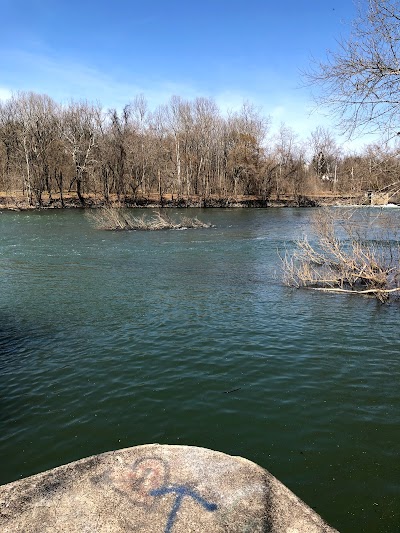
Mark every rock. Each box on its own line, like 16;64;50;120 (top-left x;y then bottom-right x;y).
0;444;338;532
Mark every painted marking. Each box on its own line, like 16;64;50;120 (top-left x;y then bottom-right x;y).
150;485;218;533
111;457;168;507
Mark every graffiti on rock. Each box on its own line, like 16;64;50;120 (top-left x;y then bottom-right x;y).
95;455;219;531
150;484;218;533
109;456;170;508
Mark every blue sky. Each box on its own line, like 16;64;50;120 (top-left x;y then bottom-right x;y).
0;0;363;147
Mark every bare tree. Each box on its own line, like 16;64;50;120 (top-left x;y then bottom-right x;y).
307;0;400;136
226;102;268;197
309;126;341;184
99;105;133;202
147;106;174;202
0;98;20;192
273;124;307;201
164;96;185;198
22;93;59;205
3;89;389;206
61;101;102;205
0;92;60;205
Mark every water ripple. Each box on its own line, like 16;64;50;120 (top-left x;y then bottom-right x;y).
0;209;399;532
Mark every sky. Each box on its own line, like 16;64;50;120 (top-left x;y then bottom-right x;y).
0;0;369;150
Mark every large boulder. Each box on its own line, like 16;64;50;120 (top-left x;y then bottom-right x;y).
0;444;338;532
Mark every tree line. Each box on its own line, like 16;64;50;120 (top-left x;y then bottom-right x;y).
0;91;399;207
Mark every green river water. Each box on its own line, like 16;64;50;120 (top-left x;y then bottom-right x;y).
0;208;399;532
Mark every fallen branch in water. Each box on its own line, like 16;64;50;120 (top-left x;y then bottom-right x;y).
281;208;400;303
86;207;213;231
311;287;400;296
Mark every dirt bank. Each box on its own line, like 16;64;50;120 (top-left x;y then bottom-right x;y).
0;191;370;210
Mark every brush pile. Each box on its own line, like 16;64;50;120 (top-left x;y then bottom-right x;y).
86;207;213;231
282;208;400;302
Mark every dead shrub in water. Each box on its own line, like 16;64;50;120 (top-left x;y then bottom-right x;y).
86;207;213;231
281;208;400;303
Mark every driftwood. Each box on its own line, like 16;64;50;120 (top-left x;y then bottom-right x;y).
86;207;213;231
311;287;400;296
282;208;400;302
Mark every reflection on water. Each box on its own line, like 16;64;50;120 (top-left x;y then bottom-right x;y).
0;208;399;533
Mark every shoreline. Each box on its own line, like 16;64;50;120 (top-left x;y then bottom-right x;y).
0;192;372;211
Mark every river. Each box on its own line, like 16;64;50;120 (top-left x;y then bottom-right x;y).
0;208;399;532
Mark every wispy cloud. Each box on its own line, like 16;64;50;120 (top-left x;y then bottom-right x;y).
0;48;368;152
0;87;12;101
214;91;251;115
2;49;140;106
0;49;204;111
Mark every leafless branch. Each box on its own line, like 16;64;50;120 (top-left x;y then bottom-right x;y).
281;208;400;302
86;207;213;231
306;0;400;136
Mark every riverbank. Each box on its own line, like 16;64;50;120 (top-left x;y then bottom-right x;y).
0;191;371;210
